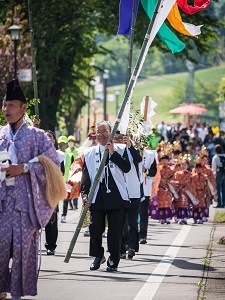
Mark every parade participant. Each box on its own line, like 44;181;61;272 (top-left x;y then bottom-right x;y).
67;156;83;210
66;135;78;159
211;144;225;208
199;146;217;219
157;147;175;224
81;121;131;272
170;141;182;165
149;139;165;221
139;137;157;244
44;130;62;256
173;155;192;225
32;123;63;255
113;131;143;259
58;135;74;223
149;146;161;221
191;156;213;224
169;141;182;222
66;135;78;210
0;79;64;300
171;155;183;223
71;122;98;237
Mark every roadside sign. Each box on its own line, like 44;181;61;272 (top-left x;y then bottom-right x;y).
18;69;32;82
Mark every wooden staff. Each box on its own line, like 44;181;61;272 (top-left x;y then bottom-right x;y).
64;0;165;263
143;94;150;121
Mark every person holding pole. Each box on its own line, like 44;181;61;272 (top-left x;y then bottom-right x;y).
81;121;131;272
113;130;143;259
139;146;157;243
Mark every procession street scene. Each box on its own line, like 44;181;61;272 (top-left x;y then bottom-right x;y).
0;1;225;300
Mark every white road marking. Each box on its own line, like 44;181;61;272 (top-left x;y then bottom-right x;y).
134;225;191;300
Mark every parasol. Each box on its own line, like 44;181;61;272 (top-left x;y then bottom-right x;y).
169;103;208;115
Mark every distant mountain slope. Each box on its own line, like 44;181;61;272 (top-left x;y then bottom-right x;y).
107;64;225;125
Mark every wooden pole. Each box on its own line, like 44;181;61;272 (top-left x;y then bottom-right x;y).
143;94;150;122
28;0;39;119
64;0;164;263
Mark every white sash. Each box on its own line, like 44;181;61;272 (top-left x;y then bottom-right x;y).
142;149;157;197
84;144;129;203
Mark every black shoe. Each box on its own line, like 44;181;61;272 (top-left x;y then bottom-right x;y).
47;249;55;256
90;256;106;270
106;266;117;272
120;253;126;259
127;249;135;259
140;238;147;244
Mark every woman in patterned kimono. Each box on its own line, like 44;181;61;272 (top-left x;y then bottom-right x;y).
169;141;182;222
0;79;61;300
149;152;161;220
157;149;175;224
191;156;213;224
199;146;217;221
173;155;193;225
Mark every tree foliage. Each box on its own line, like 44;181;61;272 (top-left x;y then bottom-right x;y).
0;4;31;96
0;0;224;132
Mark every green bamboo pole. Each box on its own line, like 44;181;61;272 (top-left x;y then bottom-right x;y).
28;0;39;118
64;0;164;263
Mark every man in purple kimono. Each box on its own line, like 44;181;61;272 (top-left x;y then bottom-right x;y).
0;79;59;300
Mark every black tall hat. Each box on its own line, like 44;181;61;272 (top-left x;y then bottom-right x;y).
4;78;26;103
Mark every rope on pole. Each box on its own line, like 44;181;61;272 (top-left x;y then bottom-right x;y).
64;0;164;263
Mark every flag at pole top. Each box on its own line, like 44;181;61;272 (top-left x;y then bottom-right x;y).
117;0;140;35
118;0;211;53
167;3;203;36
177;0;210;14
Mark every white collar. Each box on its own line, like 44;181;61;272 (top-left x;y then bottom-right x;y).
7;122;25;140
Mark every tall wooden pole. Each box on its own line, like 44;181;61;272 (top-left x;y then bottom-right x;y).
64;0;164;263
28;0;39;118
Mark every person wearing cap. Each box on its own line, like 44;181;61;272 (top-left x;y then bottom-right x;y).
0;79;60;300
57;135;74;223
66;135;78;159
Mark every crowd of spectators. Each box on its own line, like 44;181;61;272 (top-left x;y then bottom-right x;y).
154;121;224;168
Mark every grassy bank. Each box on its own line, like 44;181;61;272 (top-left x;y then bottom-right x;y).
80;64;225;140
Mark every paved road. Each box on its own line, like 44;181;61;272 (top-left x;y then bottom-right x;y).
15;203;225;300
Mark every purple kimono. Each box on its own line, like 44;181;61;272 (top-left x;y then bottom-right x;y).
0;123;59;297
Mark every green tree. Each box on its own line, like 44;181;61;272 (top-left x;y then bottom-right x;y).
0;4;31;96
0;0;224;133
